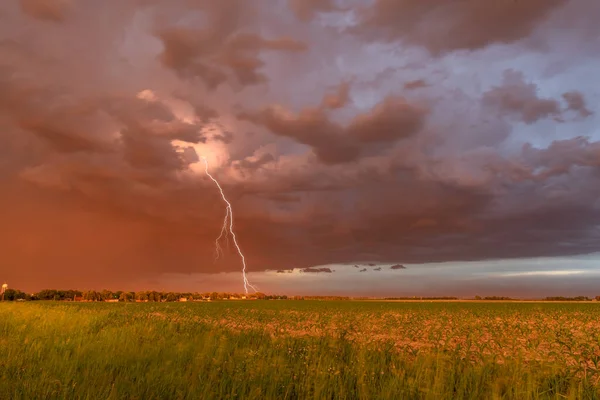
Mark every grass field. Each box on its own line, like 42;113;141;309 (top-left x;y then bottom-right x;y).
2;301;600;399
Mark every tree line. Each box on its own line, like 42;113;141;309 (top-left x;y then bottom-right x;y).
1;289;289;302
3;289;600;302
543;296;597;301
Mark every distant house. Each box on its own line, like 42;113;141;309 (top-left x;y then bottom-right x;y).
105;299;119;303
73;296;83;302
179;298;188;302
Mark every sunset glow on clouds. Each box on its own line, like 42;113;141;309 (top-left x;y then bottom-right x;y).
1;0;600;294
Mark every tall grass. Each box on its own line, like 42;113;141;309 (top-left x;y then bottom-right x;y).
1;301;599;399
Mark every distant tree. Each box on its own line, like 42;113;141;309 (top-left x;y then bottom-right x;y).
33;289;81;301
136;292;149;302
83;290;103;302
36;290;58;300
2;289;29;301
544;296;591;301
148;291;162;302
101;290;114;300
165;293;178;302
62;290;82;301
474;295;482;300
119;292;133;302
3;289;18;301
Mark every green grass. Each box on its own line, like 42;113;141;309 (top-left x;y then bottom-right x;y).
1;301;600;399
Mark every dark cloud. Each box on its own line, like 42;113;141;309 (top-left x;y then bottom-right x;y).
348;97;426;143
353;0;566;54
238;107;358;164
482;69;561;123
20;0;69;22
391;264;407;270
403;79;428;90
482;70;591;124
238;96;426;164
300;267;334;273
563;91;593;118
18;118;114;154
157;25;307;89
359;268;367;272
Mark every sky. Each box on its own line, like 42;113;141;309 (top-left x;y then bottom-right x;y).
1;0;600;296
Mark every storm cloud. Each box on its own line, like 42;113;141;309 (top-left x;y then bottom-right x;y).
0;0;599;292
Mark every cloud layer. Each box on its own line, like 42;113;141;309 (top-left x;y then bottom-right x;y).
1;0;599;290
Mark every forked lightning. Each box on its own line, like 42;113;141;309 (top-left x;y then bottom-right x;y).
200;156;257;294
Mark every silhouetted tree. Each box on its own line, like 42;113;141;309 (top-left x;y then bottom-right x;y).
3;289;28;301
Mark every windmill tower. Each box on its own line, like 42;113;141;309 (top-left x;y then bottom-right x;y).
1;283;7;301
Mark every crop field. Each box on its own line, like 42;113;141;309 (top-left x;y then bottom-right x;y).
2;301;600;399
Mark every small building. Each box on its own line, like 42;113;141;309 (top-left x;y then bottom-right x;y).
179;298;188;302
105;299;119;303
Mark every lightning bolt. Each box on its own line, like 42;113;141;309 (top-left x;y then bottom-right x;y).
200;156;257;294
213;212;229;261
